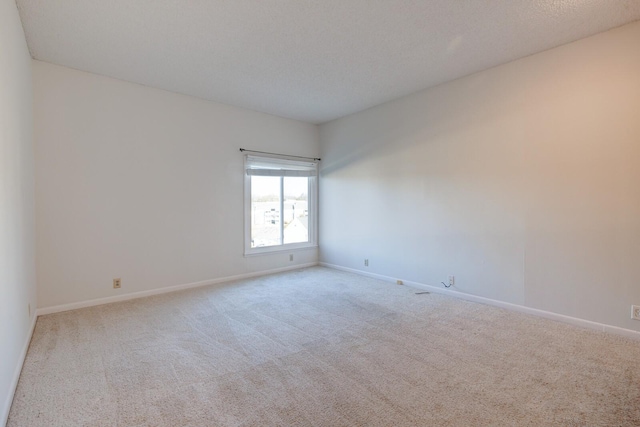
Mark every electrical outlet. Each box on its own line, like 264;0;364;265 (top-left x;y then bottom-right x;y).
289;254;294;261
632;305;640;320
364;259;369;267
448;275;455;286
113;278;121;289
396;280;403;285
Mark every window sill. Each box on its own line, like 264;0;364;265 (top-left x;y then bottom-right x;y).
243;244;318;257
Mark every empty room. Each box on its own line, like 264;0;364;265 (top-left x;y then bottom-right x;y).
2;0;640;425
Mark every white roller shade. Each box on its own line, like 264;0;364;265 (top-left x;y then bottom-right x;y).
245;155;317;177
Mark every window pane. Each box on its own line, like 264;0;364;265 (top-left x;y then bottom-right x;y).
251;176;281;248
283;177;309;244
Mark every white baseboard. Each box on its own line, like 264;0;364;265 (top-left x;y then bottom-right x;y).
320;262;640;341
2;312;38;427
37;262;319;316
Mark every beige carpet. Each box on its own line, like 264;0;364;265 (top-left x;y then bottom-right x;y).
8;267;640;426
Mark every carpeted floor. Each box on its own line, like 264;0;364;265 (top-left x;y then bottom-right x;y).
8;267;640;426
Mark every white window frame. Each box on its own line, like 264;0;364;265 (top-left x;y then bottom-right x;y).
244;154;318;256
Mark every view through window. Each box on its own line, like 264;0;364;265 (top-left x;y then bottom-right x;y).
250;176;309;247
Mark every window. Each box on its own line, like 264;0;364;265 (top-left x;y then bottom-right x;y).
244;155;318;255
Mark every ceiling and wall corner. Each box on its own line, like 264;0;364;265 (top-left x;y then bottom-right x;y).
13;0;640;324
15;0;640;124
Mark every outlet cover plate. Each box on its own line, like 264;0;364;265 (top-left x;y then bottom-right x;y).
632;305;640;320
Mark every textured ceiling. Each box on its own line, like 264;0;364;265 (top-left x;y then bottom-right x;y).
16;0;640;123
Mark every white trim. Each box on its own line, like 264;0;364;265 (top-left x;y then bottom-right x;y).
2;312;38;427
243;244;318;257
319;262;640;341
37;262;318;316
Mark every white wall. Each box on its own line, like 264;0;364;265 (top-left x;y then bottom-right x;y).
34;61;319;309
0;0;37;423
319;21;640;332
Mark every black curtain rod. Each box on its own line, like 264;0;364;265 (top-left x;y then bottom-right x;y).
239;148;320;162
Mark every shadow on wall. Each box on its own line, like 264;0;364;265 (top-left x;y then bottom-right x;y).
318;56;559;177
